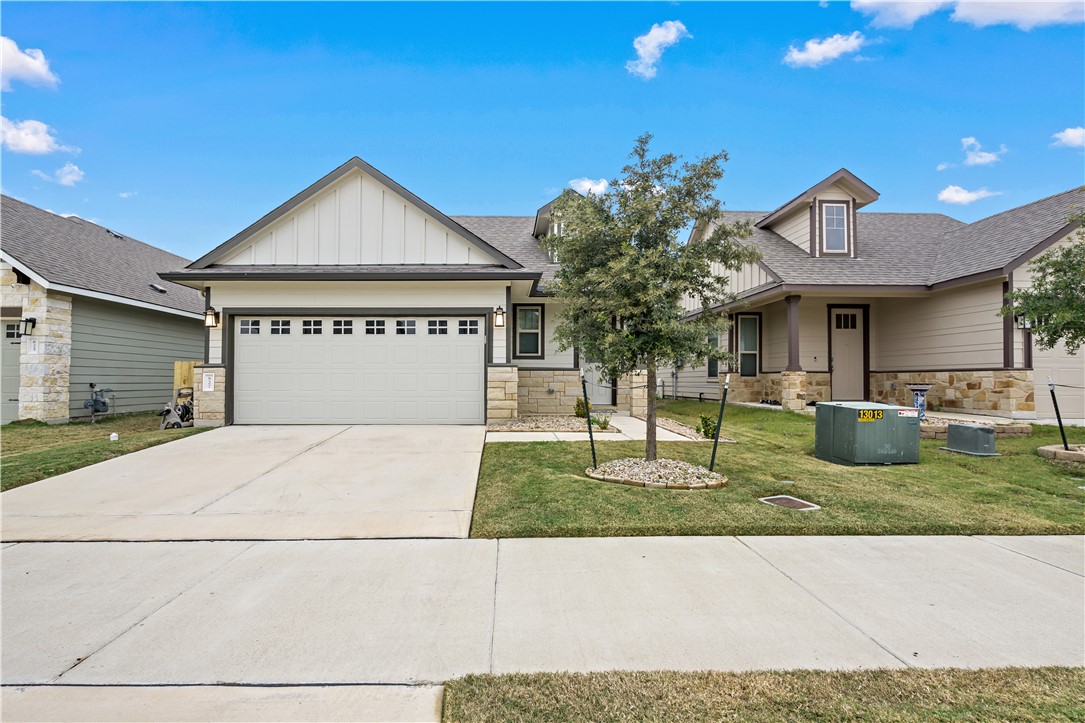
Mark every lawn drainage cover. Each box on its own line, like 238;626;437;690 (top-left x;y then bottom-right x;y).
760;495;820;510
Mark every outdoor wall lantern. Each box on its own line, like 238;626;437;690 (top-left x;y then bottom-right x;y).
494;306;505;328
204;307;220;328
17;317;36;337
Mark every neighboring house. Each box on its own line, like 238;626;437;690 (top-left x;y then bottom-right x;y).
1;196;205;424
160;157;647;427
671;170;1085;422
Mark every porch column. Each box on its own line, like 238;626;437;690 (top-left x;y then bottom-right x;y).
785;295;802;372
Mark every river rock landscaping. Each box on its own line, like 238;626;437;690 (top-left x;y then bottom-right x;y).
586;457;726;489
487;415;619;433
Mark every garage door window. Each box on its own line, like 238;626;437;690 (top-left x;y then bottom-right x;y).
302;320;323;335
428;320;448;335
240;319;260;335
333;320;353;335
365;320;385;335
396;320;416;335
271;320;290;335
459;319;479;335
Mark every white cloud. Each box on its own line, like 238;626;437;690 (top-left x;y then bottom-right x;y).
784;31;866;68
937;184;1000;205
1;37;59;91
850;1;1083;30
569;177;609;195
1;116;75;154
961;136;1007;166
936;162;953;171
850;1;951;28
626;20;691;80
119;190;138;199
1052;126;1085;148
950;1;1084;30
31;162;85;186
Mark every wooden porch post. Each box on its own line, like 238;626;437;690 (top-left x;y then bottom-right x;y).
785;295;802;372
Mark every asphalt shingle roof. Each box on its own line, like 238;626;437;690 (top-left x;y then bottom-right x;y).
716;210;967;286
928;187;1084;284
452;215;560;284
1;195;203;315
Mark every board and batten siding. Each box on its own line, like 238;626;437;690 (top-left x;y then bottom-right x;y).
872;283;1003;371
680;260;770;312
69;298;203;417
218;170;499;267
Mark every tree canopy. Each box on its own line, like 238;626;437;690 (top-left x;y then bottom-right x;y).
545;133;761;460
1001;211;1085;356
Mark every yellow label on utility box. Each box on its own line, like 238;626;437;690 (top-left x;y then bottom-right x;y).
857;409;884;422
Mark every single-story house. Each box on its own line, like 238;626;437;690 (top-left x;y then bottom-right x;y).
671;170;1085;422
161;157;647;426
1;195;205;424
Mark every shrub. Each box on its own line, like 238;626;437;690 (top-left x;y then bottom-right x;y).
696;414;717;439
574;397;587;418
591;414;612;430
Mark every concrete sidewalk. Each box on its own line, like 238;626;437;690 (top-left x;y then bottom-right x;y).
4;535;1081;689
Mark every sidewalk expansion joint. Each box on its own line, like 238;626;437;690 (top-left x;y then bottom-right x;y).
970;536;1084;577
735;537;913;668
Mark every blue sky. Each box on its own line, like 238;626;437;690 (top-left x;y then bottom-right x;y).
2;1;1083;260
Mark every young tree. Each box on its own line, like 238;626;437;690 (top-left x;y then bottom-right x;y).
1000;211;1085;355
545;133;761;461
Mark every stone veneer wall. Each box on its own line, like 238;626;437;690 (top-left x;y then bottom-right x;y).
14;279;73;423
726;376;764;403
616;370;648;418
518;369;580;415
192;364;227;427
869;370;1035;419
487;365;518;420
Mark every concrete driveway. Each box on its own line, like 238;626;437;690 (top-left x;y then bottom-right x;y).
1;425;485;541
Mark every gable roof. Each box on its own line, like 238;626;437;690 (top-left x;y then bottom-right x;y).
756;168;880;230
188;157;523;270
927;186;1084;285
1;195;203;317
453;215;559;286
719;210;965;288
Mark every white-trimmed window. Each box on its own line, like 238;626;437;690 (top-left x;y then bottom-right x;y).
737;315;759;377
302;320;322;335
514;305;543;357
365;320;385;335
333;320;353;335
823;203;848;253
396;320;416;335
270;320;290;335
458;319;480;335
240;319;260;335
707;334;719;378
428;320;448;335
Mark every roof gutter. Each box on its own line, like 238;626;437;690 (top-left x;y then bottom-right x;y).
0;250;203;320
159;270;544;283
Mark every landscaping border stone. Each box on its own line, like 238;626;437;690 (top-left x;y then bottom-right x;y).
1036;444;1085;463
585;467;727;490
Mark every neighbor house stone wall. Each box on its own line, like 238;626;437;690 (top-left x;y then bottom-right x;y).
869;370;1035;419
725;375;764;403
192;364;226;427
518;369;579;415
18;283;72;423
487;365;518;420
617;370;648;418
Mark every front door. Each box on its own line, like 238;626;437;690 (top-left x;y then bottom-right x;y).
830;308;865;400
583;362;615;408
1;320;21;424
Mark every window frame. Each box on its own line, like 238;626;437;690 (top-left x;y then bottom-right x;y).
270;319;290;335
302;319;323;335
735;314;760;378
707;334;720;379
365;319;386;335
428;319;448;335
333;320;353;335
396;319;417;335
239;319;260;335
512;304;545;359
458;319;480;336
821;201;849;255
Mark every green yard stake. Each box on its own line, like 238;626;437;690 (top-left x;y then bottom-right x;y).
581;369;597;470
709;374;730;472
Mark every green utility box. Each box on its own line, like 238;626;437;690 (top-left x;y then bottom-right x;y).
815;402;920;465
944;423;999;456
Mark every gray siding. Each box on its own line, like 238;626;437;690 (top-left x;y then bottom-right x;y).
69;298;203;417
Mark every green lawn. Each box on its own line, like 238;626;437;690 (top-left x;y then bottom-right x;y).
1;412;209;492
470;401;1085;538
443;668;1085;723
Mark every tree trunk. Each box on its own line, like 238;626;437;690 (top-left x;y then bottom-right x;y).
645;360;657;462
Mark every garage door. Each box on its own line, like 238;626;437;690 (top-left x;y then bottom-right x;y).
1034;340;1085;421
232;315;486;424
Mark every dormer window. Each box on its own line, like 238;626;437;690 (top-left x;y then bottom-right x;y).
546;222;564;262
823;203;848;253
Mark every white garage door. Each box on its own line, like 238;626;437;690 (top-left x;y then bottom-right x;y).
232;315;486;424
1034;340;1085;421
